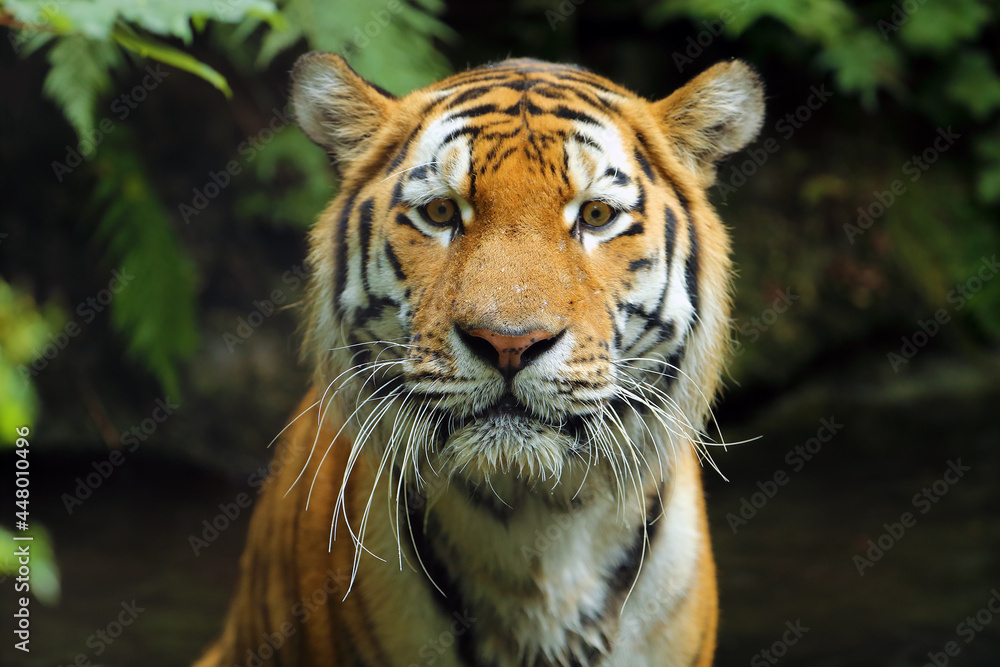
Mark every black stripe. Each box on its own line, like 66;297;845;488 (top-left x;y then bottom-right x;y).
442;125;481;145
628;258;653;272
634;148;654;181
333;194;358;312
632;183;646;216
685;217;700;320
620;222;644;237
662;348;685;387
385;132;415;175
448;103;500;120
389;180;404;209
396;212;431;238
553;105;602;126
605;167;631;186
609;492;663;595
408;164;428;181
551;72;621;96
384;240;407;282
444;85;494;108
357;198;375;291
656;205;679;317
406;489;480;666
354;295;400;325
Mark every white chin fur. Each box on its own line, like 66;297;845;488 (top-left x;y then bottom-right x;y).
436;414;572;485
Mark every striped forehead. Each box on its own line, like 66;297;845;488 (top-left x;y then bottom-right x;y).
400;74;639;202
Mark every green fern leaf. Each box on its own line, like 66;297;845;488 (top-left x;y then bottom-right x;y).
42;35;123;141
91;130;200;397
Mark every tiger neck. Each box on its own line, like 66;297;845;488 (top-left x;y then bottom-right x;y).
396;464;670;666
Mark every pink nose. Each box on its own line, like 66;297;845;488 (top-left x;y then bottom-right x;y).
463;328;557;373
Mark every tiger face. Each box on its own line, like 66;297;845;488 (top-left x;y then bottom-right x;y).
293;55;763;493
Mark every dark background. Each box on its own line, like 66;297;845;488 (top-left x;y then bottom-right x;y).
1;0;999;665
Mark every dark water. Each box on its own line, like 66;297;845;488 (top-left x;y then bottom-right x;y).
2;354;998;667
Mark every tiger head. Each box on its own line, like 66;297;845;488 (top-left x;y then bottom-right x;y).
292;55;763;494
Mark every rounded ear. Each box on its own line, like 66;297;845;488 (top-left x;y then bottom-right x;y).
651;60;765;184
290;52;397;175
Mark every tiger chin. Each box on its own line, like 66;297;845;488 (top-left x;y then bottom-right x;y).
195;53;763;667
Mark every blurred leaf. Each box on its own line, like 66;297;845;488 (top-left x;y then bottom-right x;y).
0;525;60;605
235;129;335;228
111;23;232;97
816;29;903;106
975;134;1000;204
650;0;855;44
0;281;59;441
5;0;281;42
91;130;200;396
42;34;123;141
897;0;991;52
259;0;453;94
946;50;1000;120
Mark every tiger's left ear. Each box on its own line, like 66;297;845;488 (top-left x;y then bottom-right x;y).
652;60;764;184
291;52;397;176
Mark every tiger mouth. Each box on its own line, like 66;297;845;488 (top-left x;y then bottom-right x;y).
450;393;589;439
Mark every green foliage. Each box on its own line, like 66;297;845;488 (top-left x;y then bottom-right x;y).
652;0;1000;341
4;0;281;41
5;0;283;138
0;525;60;604
41;35;124;143
235;129;335;228
258;0;453;93
91;130;200;397
897;0;990;52
0;280;62;441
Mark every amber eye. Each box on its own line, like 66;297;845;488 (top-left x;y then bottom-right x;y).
419;198;459;226
578;201;617;229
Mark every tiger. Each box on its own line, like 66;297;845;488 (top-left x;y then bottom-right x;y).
194;53;763;667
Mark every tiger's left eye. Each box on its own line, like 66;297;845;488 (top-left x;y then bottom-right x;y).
578;201;617;229
419;198;459;226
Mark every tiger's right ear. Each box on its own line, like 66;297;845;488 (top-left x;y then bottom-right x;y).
290;52;397;174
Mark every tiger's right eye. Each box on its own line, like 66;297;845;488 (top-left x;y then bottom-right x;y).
419;198;459;227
